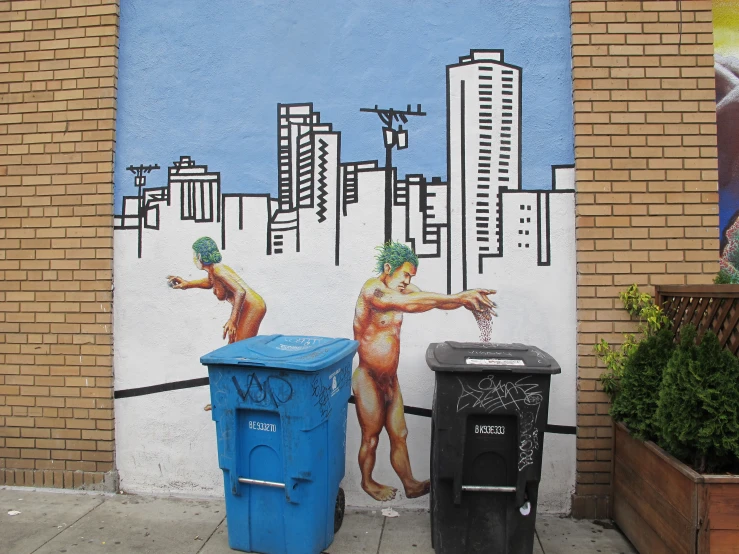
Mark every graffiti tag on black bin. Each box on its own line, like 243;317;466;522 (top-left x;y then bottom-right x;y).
456;375;543;413
518;410;539;471
232;373;293;407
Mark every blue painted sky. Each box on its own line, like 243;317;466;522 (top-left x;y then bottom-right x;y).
114;0;574;207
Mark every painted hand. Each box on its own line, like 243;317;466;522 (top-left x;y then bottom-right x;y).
460;289;497;314
167;275;187;289
223;319;237;343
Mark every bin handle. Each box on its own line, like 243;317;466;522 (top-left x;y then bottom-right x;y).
462;485;516;493
238;477;285;489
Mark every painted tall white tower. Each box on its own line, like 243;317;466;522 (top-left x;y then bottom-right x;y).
278;103;320;211
448;50;521;290
272;103;333;255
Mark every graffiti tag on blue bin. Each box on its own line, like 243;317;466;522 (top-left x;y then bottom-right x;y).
232;373;293;407
312;375;332;419
311;365;351;418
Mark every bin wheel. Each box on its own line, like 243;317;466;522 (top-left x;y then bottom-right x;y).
334;487;346;534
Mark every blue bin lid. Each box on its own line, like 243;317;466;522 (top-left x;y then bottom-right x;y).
200;334;359;372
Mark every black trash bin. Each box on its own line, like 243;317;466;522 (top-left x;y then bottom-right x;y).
426;341;561;554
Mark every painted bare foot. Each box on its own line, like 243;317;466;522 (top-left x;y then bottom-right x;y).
404;479;430;498
362;481;397;501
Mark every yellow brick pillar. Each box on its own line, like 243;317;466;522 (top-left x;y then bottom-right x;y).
0;0;118;490
570;0;719;518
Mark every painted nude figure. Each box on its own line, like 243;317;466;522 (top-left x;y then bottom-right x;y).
352;241;496;501
167;237;266;343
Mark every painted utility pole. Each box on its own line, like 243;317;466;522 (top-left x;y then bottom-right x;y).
126;163;160;258
360;104;426;243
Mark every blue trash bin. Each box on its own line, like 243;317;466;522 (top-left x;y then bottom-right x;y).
200;334;359;554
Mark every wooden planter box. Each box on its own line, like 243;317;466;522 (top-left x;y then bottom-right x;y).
613;422;739;554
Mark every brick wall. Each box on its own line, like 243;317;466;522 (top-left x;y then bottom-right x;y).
0;0;118;490
570;0;719;518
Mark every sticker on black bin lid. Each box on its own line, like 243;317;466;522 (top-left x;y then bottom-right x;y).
465;358;525;366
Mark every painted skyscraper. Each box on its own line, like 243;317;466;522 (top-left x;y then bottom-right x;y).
448;50;522;290
271;103;337;254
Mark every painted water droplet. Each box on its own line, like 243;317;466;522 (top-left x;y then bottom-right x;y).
473;308;494;343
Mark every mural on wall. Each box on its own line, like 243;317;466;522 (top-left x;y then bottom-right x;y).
714;0;739;282
352;241;495;500
113;0;577;511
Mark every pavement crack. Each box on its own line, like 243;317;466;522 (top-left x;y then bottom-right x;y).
535;526;546;553
375;514;387;554
29;496;107;554
195;514;226;554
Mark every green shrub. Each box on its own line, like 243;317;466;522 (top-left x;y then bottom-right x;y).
714;268;739;285
656;325;739;473
610;327;675;441
714;270;730;284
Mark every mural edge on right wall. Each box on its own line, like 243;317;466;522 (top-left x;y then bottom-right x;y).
715;0;739;283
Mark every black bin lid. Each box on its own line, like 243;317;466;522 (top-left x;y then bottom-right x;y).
426;342;561;374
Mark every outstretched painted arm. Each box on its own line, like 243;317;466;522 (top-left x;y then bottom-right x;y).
404;284;491;311
369;285;496;314
166;276;212;290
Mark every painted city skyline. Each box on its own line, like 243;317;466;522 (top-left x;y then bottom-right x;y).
115;1;574;208
114;50;575;294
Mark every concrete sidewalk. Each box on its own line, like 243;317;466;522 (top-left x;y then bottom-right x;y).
1;487;636;554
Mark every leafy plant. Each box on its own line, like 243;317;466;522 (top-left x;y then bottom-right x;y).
596;284;671;397
656;325;739;473
610;327;675;441
620;284;672;332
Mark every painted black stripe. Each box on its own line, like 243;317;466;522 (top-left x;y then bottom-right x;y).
113;380;577;436
347;396;575;433
347;395;433;418
114;377;210;399
545;424;577;435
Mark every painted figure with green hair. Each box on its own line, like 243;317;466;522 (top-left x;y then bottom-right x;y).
352;241;496;501
167;237;266;343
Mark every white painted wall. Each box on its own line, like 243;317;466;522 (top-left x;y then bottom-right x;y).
114;167;576;512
